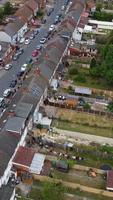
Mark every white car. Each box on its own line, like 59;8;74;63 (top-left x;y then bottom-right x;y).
19;37;25;44
24;39;30;45
40;38;46;44
3;89;12;97
21;63;27;72
61;5;65;10
49;24;55;31
4;64;12;70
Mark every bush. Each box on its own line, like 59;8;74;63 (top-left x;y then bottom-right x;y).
75;73;86;83
69;67;78;76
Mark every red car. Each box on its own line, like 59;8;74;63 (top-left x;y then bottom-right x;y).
32;49;39;57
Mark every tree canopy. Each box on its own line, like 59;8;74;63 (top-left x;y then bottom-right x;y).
4;2;13;15
41;181;65;200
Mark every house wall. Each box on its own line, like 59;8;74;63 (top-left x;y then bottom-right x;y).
0;32;11;43
10;188;16;200
33;88;47;124
0;125;29;187
17;23;28;41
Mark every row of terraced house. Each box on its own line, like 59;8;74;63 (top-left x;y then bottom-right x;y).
0;0;86;199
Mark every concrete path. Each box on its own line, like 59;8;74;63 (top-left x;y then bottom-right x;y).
53;127;113;146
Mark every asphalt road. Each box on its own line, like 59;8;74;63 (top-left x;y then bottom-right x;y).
0;0;65;96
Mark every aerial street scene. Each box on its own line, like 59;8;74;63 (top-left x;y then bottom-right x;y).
0;0;113;199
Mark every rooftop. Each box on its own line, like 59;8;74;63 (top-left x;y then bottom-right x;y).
12;146;35;167
0;131;20;176
107;170;113;190
4;117;25;134
15;102;33;119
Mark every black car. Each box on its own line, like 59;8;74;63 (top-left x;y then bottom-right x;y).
42;19;46;24
36;44;42;50
17;48;24;55
10;79;17;88
47;8;54;16
33;29;39;35
45;32;50;39
26;58;33;64
17;71;24;78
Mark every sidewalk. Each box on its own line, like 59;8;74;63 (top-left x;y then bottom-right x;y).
53;127;113;146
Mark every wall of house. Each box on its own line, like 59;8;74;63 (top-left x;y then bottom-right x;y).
0;125;29;187
0;32;11;43
10;188;16;200
17;23;28;41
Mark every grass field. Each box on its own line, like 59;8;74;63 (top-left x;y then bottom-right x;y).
52;108;113;138
66;65;113;90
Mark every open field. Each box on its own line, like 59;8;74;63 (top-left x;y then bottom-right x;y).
54;169;106;189
66;64;113;90
52;108;113;138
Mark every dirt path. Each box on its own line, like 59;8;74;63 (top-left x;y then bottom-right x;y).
53;127;113;146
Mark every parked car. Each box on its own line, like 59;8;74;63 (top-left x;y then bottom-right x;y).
25;38;30;45
30;33;35;40
32;49;39;57
4;64;12;70
42;18;46;24
26;58;33;64
19;37;25;44
0;97;5;107
13;53;19;61
36;44;42;50
21;64;27;72
0;58;4;66
10;79;17;88
17;48;24;55
33;29;39;35
40;38;46;44
3;89;12;97
17;71;24;78
47;7;54;16
49;24;55;31
61;5;65;10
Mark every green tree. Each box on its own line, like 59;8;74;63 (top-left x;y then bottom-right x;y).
105;69;113;85
83;103;91;110
90;57;96;68
107;101;113;113
42;181;64;200
69;66;78;75
4;2;13;15
75;72;86;83
0;8;4;23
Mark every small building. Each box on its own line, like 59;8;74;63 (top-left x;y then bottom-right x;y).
75;86;92;96
34;112;52;129
88;19;113;32
4;117;25;134
52;160;69;173
12;146;46;175
106;170;113;191
50;79;59;91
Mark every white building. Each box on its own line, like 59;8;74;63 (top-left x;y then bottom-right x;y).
89;19;113;31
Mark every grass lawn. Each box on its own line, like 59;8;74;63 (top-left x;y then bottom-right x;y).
52;108;113;138
66;65;113;90
67;188;113;200
54;169;106;189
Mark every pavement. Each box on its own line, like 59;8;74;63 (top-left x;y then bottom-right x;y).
53;127;113;146
0;0;66;96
